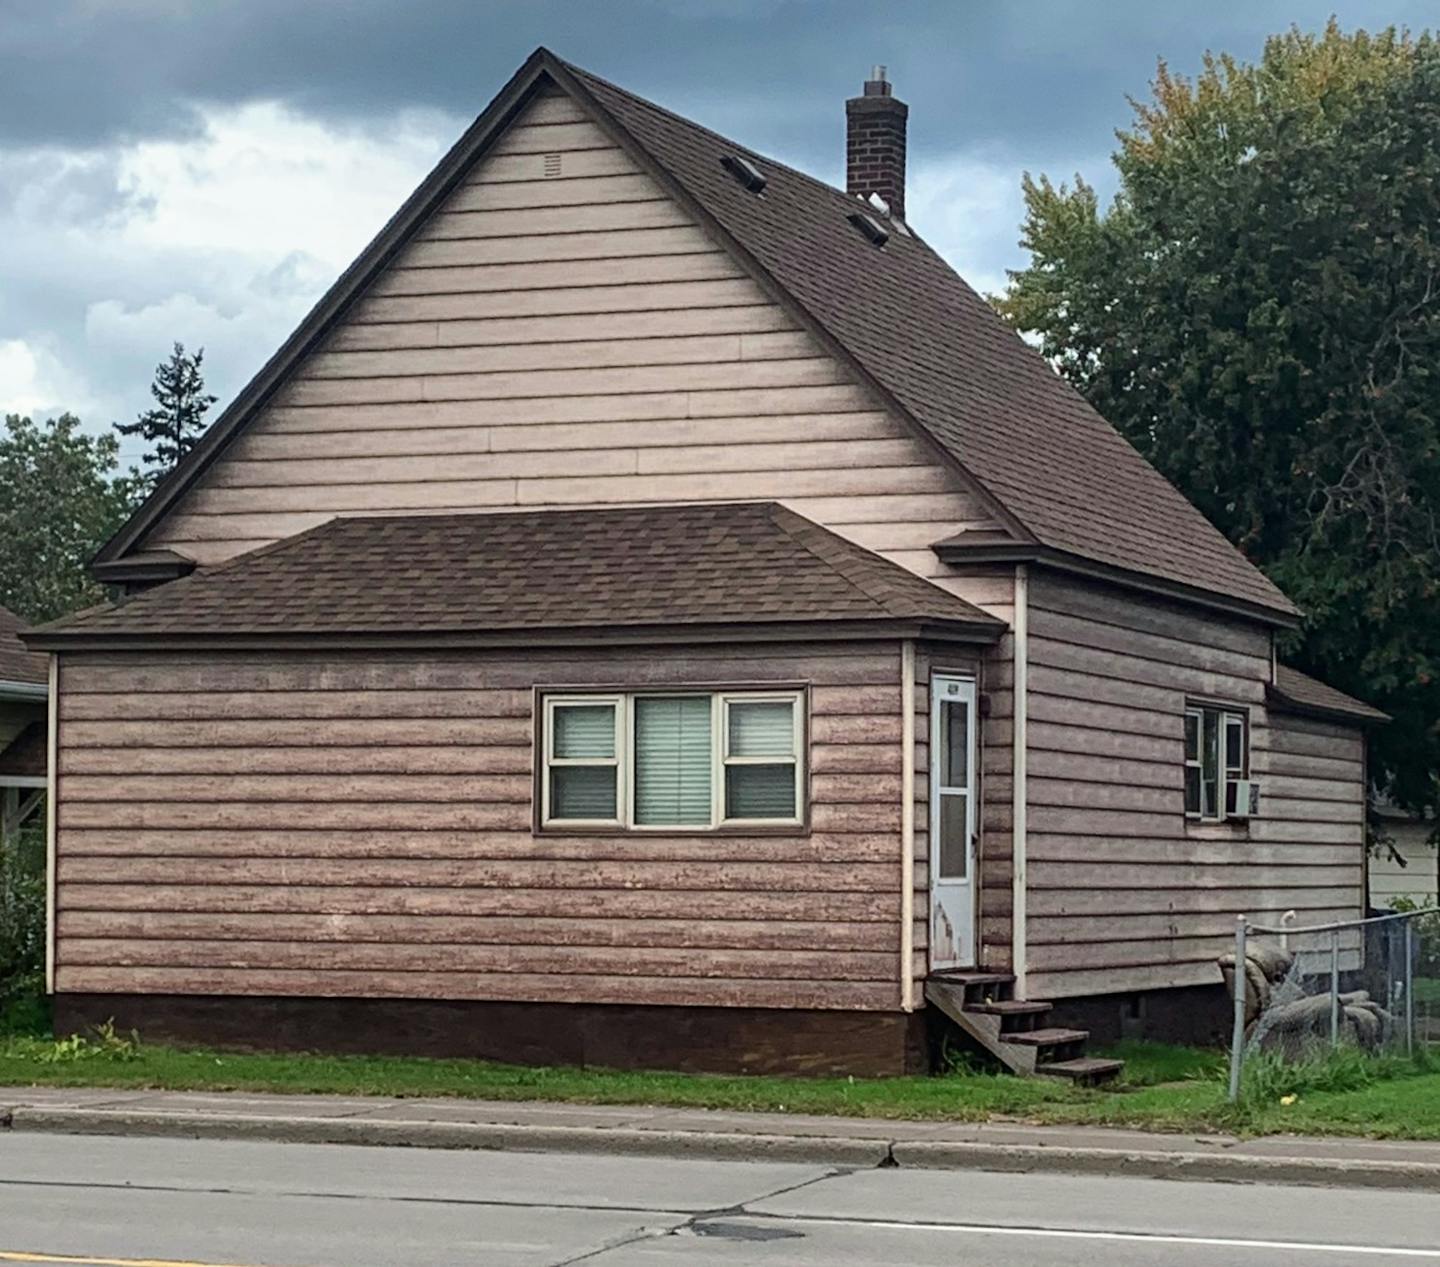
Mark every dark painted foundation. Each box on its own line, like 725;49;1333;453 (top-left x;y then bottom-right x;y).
1043;984;1232;1048
54;995;931;1077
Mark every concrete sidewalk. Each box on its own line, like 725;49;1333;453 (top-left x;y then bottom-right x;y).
4;1085;1438;1191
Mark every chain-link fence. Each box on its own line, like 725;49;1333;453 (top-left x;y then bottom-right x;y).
1224;908;1440;1099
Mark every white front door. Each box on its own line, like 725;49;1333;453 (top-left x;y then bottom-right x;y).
929;674;977;970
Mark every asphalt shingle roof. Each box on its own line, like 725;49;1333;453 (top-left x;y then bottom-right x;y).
560;58;1296;619
1270;664;1389;726
0;605;46;686
35;503;1001;642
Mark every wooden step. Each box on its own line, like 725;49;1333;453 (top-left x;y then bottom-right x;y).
1035;1057;1126;1086
967;1000;1051;1016
1002;1027;1089;1048
928;971;1015;987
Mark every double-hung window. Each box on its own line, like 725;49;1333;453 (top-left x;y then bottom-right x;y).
541;690;804;830
1184;704;1248;821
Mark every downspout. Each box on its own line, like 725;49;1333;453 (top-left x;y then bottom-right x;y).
900;639;916;1010
45;654;58;995
1011;566;1029;1000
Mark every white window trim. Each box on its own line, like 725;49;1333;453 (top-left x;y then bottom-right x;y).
540;689;805;831
542;694;625;828
719;691;805;828
1184;703;1249;823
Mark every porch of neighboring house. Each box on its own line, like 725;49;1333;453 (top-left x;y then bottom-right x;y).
1;603;49;851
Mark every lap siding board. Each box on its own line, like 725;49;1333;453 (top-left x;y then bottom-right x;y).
53;642;910;1014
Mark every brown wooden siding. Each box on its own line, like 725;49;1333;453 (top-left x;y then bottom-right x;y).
1021;570;1365;999
53;643;910;1011
145;91;1004;590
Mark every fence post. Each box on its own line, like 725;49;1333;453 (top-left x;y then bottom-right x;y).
1404;917;1415;1059
1228;916;1248;1102
1330;929;1341;1048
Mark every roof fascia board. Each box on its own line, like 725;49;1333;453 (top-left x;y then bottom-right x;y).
24;615;1004;655
934;540;1300;629
544;56;1034;548
91;49;558;567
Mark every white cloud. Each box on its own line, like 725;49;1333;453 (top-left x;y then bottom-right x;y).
0;100;457;458
909;148;1033;299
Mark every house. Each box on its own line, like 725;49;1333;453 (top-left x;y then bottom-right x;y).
23;50;1389;1076
1371;803;1437;910
0;604;48;850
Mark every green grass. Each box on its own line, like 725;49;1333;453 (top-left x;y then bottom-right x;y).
2;1028;1437;1138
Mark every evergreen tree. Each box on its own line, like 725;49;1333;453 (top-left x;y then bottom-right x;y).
118;342;217;492
999;23;1440;821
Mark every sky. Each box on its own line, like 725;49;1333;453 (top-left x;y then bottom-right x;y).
1;0;1431;461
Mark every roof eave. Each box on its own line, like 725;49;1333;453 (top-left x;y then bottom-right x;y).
933;537;1300;629
24;614;1005;655
92;550;198;587
1265;685;1390;729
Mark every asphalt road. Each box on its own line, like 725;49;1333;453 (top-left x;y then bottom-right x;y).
1;1133;1437;1266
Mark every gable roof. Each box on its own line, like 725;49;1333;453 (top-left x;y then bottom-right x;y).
30;502;1002;648
0;605;47;689
92;48;1296;624
1270;664;1389;727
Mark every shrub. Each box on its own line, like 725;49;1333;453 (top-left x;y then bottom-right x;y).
37;1019;141;1064
0;819;45;1024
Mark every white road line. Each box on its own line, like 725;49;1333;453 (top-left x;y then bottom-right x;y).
749;1215;1440;1258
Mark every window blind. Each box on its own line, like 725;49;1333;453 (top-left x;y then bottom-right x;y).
634;696;712;826
727;701;794;756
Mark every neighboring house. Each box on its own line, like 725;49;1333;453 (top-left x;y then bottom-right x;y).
0;604;49;848
24;51;1388;1075
1371;802;1438;910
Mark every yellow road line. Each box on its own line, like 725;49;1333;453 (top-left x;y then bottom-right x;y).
0;1252;271;1267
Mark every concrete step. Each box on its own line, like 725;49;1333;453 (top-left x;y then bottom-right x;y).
1003;1027;1089;1048
1035;1056;1126;1086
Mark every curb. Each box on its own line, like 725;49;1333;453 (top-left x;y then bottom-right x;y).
8;1107;1440;1191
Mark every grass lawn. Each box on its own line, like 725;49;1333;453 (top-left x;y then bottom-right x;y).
2;1027;1437;1140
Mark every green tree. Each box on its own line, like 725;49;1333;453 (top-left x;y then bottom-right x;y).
117;342;217;492
998;22;1440;820
0;414;139;624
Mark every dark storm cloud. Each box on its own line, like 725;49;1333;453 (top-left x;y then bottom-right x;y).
6;0;1435;173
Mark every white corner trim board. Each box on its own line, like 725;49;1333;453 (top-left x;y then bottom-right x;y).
45;654;58;994
1011;564;1029;1000
899;638;916;1011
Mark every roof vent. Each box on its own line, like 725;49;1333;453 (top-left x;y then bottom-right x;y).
847;210;890;248
720;154;767;194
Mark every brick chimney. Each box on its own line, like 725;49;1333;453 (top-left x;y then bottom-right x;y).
846;65;907;219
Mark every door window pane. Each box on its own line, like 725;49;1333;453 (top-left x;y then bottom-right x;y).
727;700;795;756
942;699;969;788
725;764;796;819
938;794;969;879
551;766;617;819
553;704;615;759
634;696;712;826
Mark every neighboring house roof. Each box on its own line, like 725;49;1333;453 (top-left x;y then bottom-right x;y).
0;605;46;689
91;49;1297;626
30;503;1003;647
0;721;45;781
1269;664;1389;726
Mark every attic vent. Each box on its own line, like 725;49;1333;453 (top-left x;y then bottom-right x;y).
847;210;890;248
720;154;767;194
543;152;563;178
